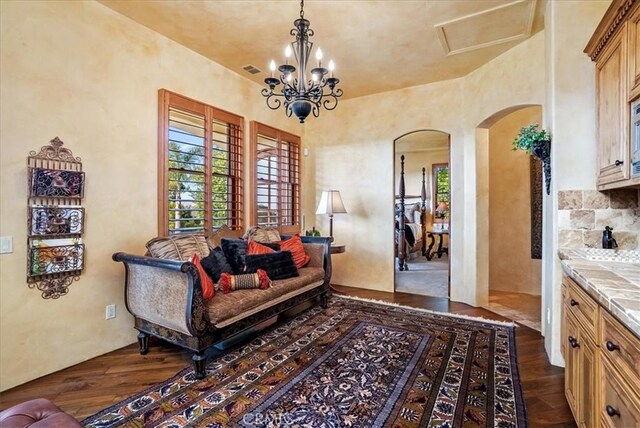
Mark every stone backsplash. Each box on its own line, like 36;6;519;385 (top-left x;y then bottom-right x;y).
558;189;640;249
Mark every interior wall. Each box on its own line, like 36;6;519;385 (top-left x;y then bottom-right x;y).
488;106;542;295
303;30;545;302
0;0;302;391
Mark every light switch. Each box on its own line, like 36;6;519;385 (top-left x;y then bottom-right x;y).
303;147;309;157
0;236;13;254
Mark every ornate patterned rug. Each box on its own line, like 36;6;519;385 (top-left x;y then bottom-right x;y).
83;295;527;427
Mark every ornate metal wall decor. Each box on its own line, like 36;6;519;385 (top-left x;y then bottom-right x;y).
27;137;85;299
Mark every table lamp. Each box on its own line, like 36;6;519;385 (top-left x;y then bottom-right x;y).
316;190;347;238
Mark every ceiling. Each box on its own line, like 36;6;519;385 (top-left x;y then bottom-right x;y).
99;0;545;100
395;130;449;153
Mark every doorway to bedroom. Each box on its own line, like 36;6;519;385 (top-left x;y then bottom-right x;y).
393;130;450;298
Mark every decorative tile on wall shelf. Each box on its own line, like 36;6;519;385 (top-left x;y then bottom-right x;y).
558;189;640;250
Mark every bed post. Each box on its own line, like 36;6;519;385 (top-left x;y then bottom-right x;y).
421;167;427;257
397;155;407;271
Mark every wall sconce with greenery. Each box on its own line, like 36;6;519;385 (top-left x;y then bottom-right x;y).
513;124;551;195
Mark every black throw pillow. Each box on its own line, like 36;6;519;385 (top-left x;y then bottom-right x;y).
221;238;248;274
200;246;233;283
245;251;299;280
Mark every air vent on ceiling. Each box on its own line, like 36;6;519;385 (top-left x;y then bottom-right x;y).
242;65;262;75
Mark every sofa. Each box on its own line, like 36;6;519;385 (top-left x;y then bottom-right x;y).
112;234;332;378
0;398;82;428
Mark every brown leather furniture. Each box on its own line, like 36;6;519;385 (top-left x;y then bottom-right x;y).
0;398;82;428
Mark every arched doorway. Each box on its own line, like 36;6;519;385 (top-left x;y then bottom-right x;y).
393;130;451;298
476;105;543;330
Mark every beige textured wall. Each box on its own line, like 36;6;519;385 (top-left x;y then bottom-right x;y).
0;0;301;391
488;106;542;295
304;31;545;302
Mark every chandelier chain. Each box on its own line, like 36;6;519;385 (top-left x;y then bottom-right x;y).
300;0;304;19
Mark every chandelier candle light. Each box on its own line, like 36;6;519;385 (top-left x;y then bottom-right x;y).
262;0;342;123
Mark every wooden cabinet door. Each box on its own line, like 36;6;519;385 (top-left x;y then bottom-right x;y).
578;337;599;428
629;7;640;99
565;311;580;419
597;26;629;187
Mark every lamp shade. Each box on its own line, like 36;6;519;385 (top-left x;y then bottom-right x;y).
316;190;347;215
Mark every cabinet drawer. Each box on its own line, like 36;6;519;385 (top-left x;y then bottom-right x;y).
600;357;640;427
563;277;599;340
600;309;640;386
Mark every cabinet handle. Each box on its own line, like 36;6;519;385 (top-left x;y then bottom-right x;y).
615;160;624;166
570;299;579;307
606;341;621;352
606;405;621;417
568;336;580;348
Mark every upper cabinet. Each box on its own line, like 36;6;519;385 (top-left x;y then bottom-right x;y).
586;0;640;190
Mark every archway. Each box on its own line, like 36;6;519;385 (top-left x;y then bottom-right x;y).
476;104;543;330
393;129;451;298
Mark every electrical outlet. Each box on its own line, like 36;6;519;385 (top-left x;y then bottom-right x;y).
106;304;116;320
0;236;13;254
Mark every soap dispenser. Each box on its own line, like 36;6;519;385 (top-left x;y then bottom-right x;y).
602;226;618;249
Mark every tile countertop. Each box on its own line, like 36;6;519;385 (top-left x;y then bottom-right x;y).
559;248;640;338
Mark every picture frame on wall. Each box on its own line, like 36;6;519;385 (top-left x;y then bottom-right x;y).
29;205;84;236
28;238;84;277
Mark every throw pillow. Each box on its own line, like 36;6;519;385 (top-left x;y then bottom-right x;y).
247;239;276;255
189;253;215;300
146;234;210;260
242;226;281;243
200;246;233;284
207;224;242;249
221;238;248;274
219;269;271;293
245;251;299;280
278;234;310;269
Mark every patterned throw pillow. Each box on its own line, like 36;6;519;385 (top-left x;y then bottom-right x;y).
242;226;281;243
146;234;210;260
219;269;271;293
245;251;299;280
247;239;276;255
220;238;249;274
189;253;215;300
278;234;310;269
200;247;233;284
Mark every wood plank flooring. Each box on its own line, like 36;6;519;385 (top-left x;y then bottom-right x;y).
0;286;575;427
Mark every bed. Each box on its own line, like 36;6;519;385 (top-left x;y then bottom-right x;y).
395;154;427;271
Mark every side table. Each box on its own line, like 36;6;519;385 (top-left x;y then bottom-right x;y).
330;244;346;254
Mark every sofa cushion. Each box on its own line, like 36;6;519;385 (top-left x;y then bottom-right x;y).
278;234;310;269
206;266;324;326
247;239;275;255
206;224;242;249
243;226;281;243
146;234;209;261
245;251;299;280
189;253;215;300
219;269;271;293
200;246;233;284
220;238;248;274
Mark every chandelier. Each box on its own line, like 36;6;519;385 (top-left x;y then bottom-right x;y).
262;0;342;123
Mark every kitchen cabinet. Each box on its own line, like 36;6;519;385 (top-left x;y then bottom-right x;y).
561;276;640;427
586;0;640;190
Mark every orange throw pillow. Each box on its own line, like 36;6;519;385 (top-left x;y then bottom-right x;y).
247;239;275;255
190;253;215;300
278;234;310;269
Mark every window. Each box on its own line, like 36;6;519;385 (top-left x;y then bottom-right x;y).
250;122;301;234
432;163;449;223
158;90;243;236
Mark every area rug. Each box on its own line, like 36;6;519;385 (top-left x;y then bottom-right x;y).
83;295;527;427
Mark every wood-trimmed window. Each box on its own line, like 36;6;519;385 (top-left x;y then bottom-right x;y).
250;121;301;234
432;163;449;223
158;89;244;236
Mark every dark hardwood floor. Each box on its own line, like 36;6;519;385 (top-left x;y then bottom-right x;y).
0;286;575;427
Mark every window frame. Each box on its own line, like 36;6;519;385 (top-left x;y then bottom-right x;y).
249;121;301;234
158;89;244;236
432;162;450;223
